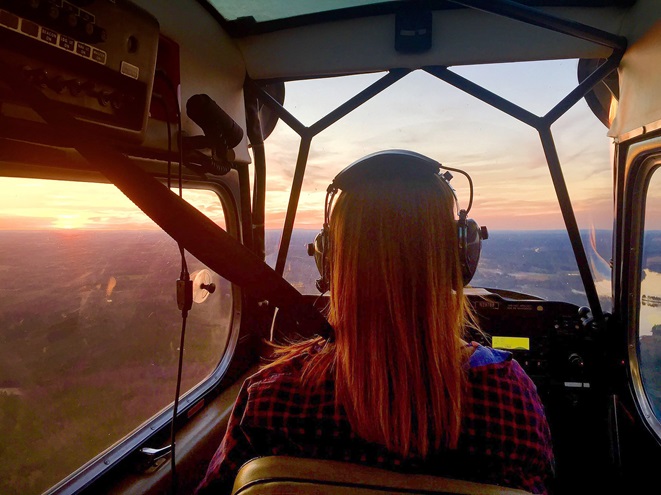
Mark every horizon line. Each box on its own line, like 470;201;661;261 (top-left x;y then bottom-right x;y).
0;227;620;233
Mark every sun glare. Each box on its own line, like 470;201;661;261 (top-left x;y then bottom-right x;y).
53;214;87;230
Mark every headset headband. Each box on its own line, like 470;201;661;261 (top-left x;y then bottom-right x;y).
324;150;458;229
310;149;487;293
330;149;441;191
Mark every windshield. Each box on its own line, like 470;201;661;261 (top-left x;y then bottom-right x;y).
262;60;613;309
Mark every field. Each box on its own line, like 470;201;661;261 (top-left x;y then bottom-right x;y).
2;228;660;494
0;230;232;495
271;229;616;308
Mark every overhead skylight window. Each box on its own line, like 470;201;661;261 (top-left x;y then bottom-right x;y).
204;0;410;36
207;0;396;23
204;1;636;37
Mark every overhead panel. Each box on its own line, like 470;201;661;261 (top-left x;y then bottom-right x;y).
0;0;159;142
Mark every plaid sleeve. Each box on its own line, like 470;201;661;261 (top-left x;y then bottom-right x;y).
465;358;555;495
195;379;256;495
490;360;554;494
507;360;555;495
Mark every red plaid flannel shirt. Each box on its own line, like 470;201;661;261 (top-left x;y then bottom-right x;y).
196;345;554;494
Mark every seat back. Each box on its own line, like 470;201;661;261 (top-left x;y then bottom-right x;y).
231;456;532;495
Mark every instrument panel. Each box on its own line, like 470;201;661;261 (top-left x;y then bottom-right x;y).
467;289;596;400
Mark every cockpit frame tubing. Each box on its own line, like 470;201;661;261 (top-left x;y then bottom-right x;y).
254;55;617;322
246;69;411;276
250;1;625;318
424;53;622;324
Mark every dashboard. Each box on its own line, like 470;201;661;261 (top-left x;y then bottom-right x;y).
466;288;596;402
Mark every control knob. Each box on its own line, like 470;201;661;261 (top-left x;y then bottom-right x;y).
568;352;585;369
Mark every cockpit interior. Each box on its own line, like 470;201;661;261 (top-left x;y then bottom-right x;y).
1;1;661;494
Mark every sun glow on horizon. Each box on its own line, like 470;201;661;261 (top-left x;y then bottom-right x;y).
52;214;88;230
0;178;226;231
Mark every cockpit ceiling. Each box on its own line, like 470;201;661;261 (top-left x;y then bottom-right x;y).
204;1;636;38
216;3;637;81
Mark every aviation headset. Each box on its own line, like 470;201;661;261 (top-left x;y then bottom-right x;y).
308;150;488;293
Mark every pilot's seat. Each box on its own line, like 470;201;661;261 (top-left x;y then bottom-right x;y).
231;456;532;495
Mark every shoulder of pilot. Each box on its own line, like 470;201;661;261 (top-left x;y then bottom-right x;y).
238;345;331;421
468;344;513;370
245;343;321;387
468;345;540;395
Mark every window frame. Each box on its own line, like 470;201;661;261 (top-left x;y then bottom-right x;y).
621;137;661;442
0;164;247;494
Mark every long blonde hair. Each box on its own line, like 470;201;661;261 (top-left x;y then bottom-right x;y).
269;173;471;458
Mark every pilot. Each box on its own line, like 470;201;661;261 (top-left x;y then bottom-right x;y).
196;150;554;494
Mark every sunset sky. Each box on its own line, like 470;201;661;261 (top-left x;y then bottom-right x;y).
261;59;614;231
0;59;616;231
0;180;225;231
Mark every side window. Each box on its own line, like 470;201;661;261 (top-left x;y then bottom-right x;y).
0;177;233;495
640;170;661;422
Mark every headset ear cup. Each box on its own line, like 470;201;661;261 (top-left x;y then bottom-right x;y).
461;218;483;286
311;227;330;293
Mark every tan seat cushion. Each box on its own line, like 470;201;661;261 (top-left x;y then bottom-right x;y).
232;456;532;495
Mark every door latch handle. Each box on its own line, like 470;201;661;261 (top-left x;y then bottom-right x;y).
136;445;172;472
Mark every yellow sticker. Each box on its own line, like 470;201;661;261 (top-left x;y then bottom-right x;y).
492;336;530;350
